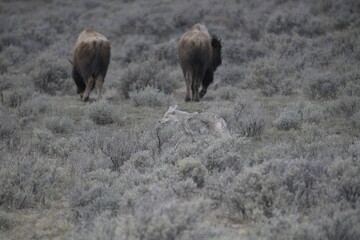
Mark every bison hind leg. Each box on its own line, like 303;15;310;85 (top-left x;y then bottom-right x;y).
82;76;95;102
200;68;214;99
185;71;192;102
199;89;207;99
95;75;104;101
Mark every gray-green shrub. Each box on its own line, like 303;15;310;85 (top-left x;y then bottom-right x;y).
303;72;341;100
328;96;360;118
88;100;116;125
216;85;238;100
0;154;62;209
118;58;180;98
45;116;73;134
129;86;173;107
201;137;247;173
177;157;207;188
274;107;302;130
0;106;19;145
17;94;52;119
302;102;325;124
31;55;69;95
246;58;283;96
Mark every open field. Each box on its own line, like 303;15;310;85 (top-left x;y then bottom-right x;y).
1;0;360;239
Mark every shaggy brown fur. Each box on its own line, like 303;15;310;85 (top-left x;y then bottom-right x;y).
178;24;222;102
71;29;110;101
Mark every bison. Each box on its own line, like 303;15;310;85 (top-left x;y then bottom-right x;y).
71;29;110;101
178;24;222;102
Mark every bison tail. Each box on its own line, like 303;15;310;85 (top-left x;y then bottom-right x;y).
90;41;110;79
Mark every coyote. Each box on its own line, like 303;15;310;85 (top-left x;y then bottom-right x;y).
160;105;230;139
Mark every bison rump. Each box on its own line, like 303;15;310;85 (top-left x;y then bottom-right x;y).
72;41;110;94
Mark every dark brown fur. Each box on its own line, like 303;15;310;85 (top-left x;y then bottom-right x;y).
71;29;110;101
178;24;222;102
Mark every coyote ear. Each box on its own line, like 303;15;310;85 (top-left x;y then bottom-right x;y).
170;105;178;111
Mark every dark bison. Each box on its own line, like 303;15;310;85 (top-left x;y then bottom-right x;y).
71;29;110;101
178;24;222;102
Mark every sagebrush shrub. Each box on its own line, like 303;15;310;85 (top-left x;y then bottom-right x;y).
329;158;360;205
0;106;19;143
204;169;236;206
328;96;360;118
31;55;69;95
88;100;115;125
177;157;207;188
302;102;325;124
129;86;173;107
249;213;324;240
102;129;147;171
172;5;204;30
70;198;236;240
17;94;52;118
266;10;301;34
351;112;360;135
321;209;360;240
1;45;26;66
69;169;119;219
303;72;341;100
0;211;14;230
0;53;11;73
296;17;327;37
216;65;245;87
240;114;266;137
31;128;73;158
121;36;152;63
21;22;58;52
344;81;360;97
118;58;180;98
45;116;73;134
226;157;325;220
7;88;32;108
113;200;219;240
224;40;265;64
213;98;267;136
155;39;178;65
201;138;247;173
216;85;238;100
274;107;302;130
127;150;154;173
247;58;290;96
32;128;54;155
121;12;175;39
0;154;61;209
262;33;307;58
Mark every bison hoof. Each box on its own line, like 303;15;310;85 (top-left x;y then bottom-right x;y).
199;90;206;98
185;97;191;102
83;96;89;102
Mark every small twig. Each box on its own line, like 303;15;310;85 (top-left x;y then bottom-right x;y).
17;194;28;209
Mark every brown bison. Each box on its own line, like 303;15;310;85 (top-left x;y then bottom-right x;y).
178;24;222;102
71;29;110;101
